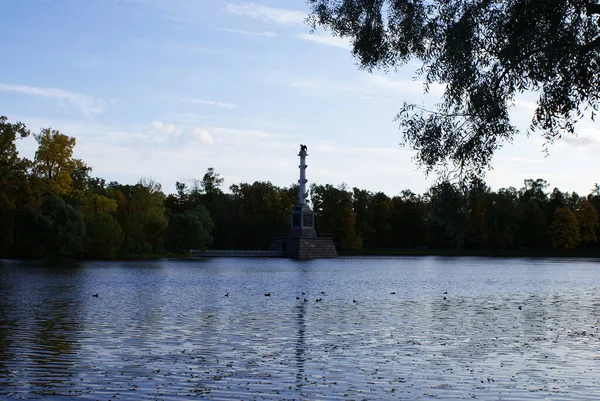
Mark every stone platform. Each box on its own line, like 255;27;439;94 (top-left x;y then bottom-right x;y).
270;236;337;260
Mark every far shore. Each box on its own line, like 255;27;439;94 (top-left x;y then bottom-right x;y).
3;247;600;263
343;247;600;258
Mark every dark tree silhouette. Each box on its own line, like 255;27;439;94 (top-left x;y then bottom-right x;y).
307;1;600;176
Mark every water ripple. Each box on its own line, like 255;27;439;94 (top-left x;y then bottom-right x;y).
1;257;600;399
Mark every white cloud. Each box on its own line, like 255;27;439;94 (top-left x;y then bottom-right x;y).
0;83;103;117
286;73;446;104
559;126;600;150
297;33;351;50
147;121;182;140
217;27;277;37
192;128;214;145
225;2;306;25
175;97;236;109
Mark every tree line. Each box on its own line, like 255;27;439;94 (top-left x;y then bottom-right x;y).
2;116;599;259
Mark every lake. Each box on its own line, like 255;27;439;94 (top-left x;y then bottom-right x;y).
1;256;600;400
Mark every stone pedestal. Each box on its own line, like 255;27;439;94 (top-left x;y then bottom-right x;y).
290;204;316;238
270;235;337;260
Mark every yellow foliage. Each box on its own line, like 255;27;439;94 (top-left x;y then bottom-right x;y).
81;194;118;217
549;207;581;249
33;128;78;196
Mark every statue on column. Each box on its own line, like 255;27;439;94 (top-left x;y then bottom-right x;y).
300;144;307;152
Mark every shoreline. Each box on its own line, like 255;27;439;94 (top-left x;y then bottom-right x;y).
343;247;600;258
3;247;600;262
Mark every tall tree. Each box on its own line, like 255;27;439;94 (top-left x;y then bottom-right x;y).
165;207;213;254
311;184;362;251
80;192;122;258
486;187;520;249
33;128;83;198
18;194;86;258
111;179;167;255
369;192;393;247
549;207;581;250
201;167;224;195
517;179;549;248
0;116;31;256
307;1;600;175
577;199;599;245
427;181;466;248
352;188;375;247
389;190;428;248
464;179;490;248
227;181;294;249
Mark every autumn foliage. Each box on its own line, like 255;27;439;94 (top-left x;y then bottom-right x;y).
1;116;599;258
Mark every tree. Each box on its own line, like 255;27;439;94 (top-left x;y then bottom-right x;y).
201;167;224;195
165;207;213;254
369;192;393;247
307;1;600;175
33;128;83;197
486;187;520;248
577;199;599;244
517;179;549;248
464;179;490;248
132;178;168;254
112;179;168;255
310;183;362;251
427;181;466;248
14;206;49;258
84;213;123;259
0;116;31;256
549;207;581;249
80;192;122;258
225;181;294;249
21;194;86;258
389;190;428;248
352;188;374;247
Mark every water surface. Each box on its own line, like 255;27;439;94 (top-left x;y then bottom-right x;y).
1;257;600;400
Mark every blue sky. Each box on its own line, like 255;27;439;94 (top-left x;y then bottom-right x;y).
2;0;600;196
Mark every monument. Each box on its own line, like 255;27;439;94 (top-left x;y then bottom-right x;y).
270;145;337;259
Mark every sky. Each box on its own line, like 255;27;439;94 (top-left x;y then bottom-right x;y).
2;0;600;197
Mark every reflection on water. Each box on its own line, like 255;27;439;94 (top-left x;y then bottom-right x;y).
1;257;600;400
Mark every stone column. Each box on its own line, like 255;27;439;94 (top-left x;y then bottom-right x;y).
298;145;308;205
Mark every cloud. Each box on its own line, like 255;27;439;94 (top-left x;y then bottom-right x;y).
192;128;214;145
150;121;181;135
0;83;103;117
560;129;600;150
286;73;446;103
225;2;306;25
217;27;277;37
297;33;351;50
175;97;236;109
